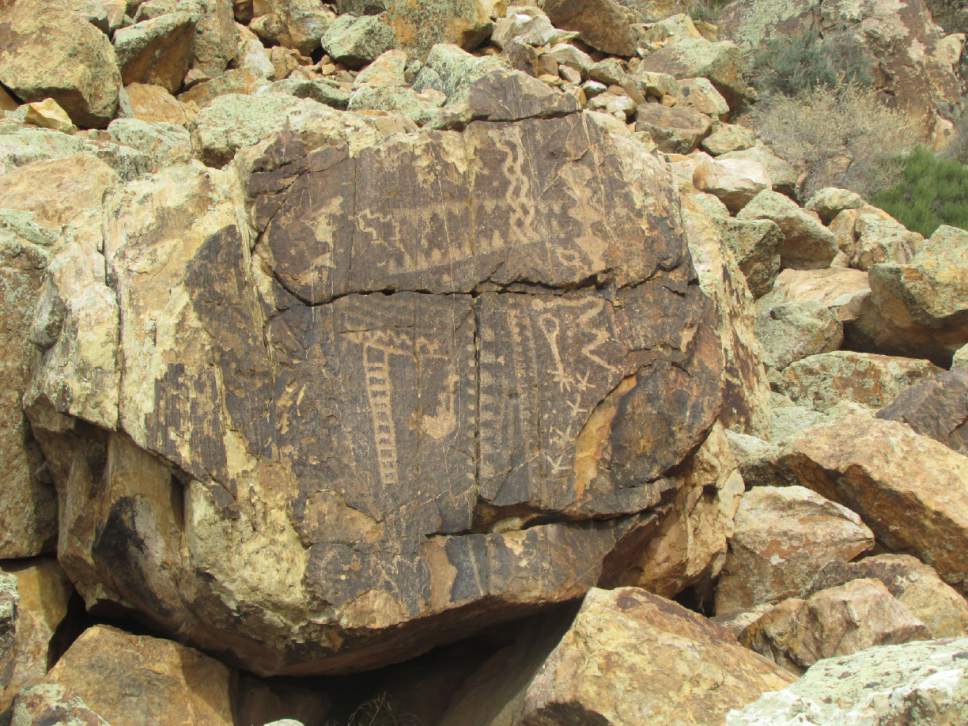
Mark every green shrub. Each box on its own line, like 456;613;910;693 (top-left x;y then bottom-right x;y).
872;147;968;236
749;31;873;98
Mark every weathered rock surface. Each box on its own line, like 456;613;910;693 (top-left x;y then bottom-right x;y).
635;103;712;153
727;637;968;725
321;14;396;70
0;1;122;127
755;301;843;371
440;588;794;725
831;205;923;271
779;351;942;412
543;0;639;56
0;560;73;712
693;157;771;213
15;625;234;725
738;190;838;270
385;0;493;59
715;486;874;616
877;367;968;456
114;12;198;94
850;225;968;366
25;110;725;675
759;267;871;323
811;554;968;639
720;145;799;198
805;187;864;224
740;578;932;675
638;37;753;108
249;0;334;55
713;217;782;298
779;413;968;595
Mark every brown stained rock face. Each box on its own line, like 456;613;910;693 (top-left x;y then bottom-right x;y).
440;588;795;725
26;111;724;675
543;0;640;56
877;367;968;456
17;625;234;726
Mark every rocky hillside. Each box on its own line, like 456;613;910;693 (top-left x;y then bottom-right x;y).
1;0;967;724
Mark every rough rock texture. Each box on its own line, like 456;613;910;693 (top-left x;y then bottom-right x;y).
543;0;639;56
440;588;794;725
715;486;874;616
693;157;771;214
114;12;199;94
10;683;108;726
738;190;838;270
832;205;923;271
759;268;871;323
779;351;942;411
720;145;799;198
727;637;968;725
0;1;122;127
811;554;968;639
249;0;334;55
755;301;843;371
638;37;753;108
124;83;191;124
0;211;56;558
877;367;968;456
805;187;864;224
321;14;396;69
740;578;932;674
850;225;968;366
385;0;493;59
779;413;968;595
0;560;73;712
713;217;782;298
22;100;75;133
616;423;744;598
26;110;725;675
683;193;772;436
18;625;234;725
635;103;712;153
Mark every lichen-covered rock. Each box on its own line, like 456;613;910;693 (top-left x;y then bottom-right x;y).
320;14;396;70
876;367;968;455
805;187;864;224
441;588;794;725
543;0;639;56
693;157;771;213
715;486;874;616
760;267;870;323
755;301;843;371
635;104;712;153
850;225;968;366
779;412;968;595
740;578;932;675
738;190;838;270
779;351;942;412
727;637;968;725
26;110;725;675
385;0;493;59
702;122;756;155
713;217;783;298
811;554;968;639
108;118;193;169
114;12;198;94
0;560;73;712
0;1;122;127
249;0;335;55
638;37;753;108
677;76;730;118
10;683;108;726
719;144;799;197
832;205;923;271
16;625;234;725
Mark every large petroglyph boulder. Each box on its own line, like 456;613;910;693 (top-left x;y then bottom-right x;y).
26;110;724;675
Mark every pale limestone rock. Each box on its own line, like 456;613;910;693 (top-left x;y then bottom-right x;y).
805;186;864;224
740;579;931;675
676;77;730;118
759;267;870;323
715;486;874;615
635;103;712;153
22;99;76;133
441;588;795;725
693;157;770;213
124;83;191;124
727;637;968;726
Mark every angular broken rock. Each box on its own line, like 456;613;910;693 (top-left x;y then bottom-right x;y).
715;486;874;616
738;190;838;270
778;350;942;412
810;554;968;640
320;14;396;70
27;110;724;674
635;103;712;153
16;625;234;725
384;0;493;59
0;1;122;127
440;588;794;725
754;300;843;371
114;12;198;94
728;637;968;726
249;0;335;55
758;267;870;323
638;37;753;108
877;367;968;456
693;156;771;213
740;578;932;675
780;413;968;595
543;0;639;56
0;560;73;713
713;217;782;298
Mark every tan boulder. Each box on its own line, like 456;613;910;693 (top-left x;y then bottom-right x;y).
702;122;756;155
22;99;76;133
250;0;335;55
617;423;744;598
676;76;730;118
635;102;712;153
715;486;874;615
0;560;73;712
719;144;799;197
0;86;17;112
385;0;493;59
18;625;234;725
741;578;931;674
805;186;864;224
68;0;127;33
779;350;942;412
759;267;870;323
831;204;923;271
811;554;968;639
693;156;770;213
714;217;783;298
543;0;639;56
877;367;968;456
738;190;838;270
440;588;795;725
850;225;968;366
124;83;190;125
114;12;198;94
754;300;843;371
0;211;56;558
638;37;753;108
780;412;968;594
0;1;121;127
